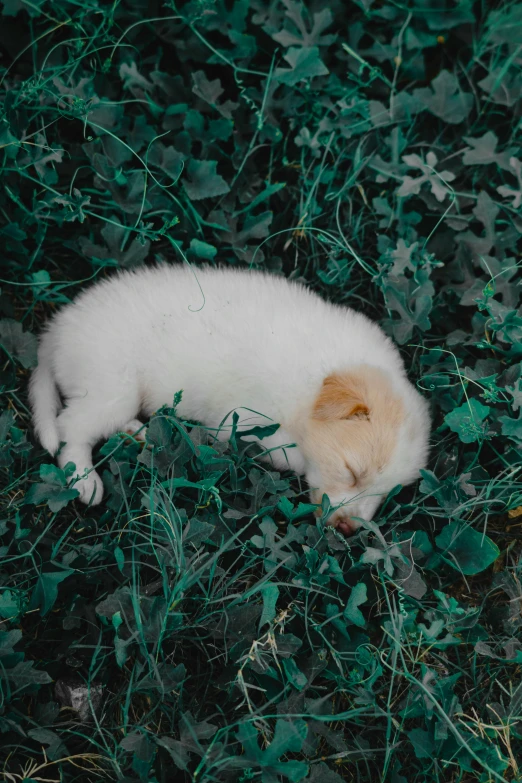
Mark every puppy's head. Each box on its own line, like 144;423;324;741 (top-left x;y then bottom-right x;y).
301;365;430;535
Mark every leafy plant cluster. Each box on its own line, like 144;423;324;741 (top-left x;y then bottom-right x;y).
1;0;522;781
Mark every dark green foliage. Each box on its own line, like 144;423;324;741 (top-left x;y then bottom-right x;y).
1;1;522;781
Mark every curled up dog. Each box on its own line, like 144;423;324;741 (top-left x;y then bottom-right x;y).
29;266;431;535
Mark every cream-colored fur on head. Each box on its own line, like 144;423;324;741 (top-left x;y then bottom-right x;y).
299;366;416;535
29;266;430;528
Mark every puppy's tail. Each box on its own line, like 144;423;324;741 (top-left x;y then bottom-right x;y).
29;334;60;455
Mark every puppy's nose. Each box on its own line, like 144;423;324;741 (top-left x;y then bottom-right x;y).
335;517;359;536
325;508;362;537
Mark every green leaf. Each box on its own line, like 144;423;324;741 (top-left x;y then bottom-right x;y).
5;660;52;689
239;181;286;214
163;476;218;492
397;562;427;599
421;0;474;29
436;522;499;575
382;273;433;344
120;731;156;779
192;70;238;118
239;422;281;441
272;6;336;48
0;628;22;656
444;398;490;443
478;67;522;107
145;415;174;448
398;151;456;202
0;319;38;368
407;728;434;759
114;546;125;573
145;416;173;448
192;70;224;104
497;158;522;209
183;159;230;201
189;238;217;260
259;583;279;630
462;131;512;170
29;570;74;616
307;763;346;782
275;46;329;86
115;635;133;668
413;70;473;124
499;410;522;445
27;728;67;761
79;217;150;268
155;737;189;771
183;517;215;547
277;496;295;521
1;0;44;18
0;590;22;621
343;582;368;627
235;718;309;781
360;546;385;567
388;238;417;275
0;410;30;468
250;517;305;572
51;189;90;223
238;211;273;243
25;463;79;512
0;410;14;443
282;657;307;691
486;4;522;45
277;496;316;521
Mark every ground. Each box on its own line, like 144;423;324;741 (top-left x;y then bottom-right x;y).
1;1;522;782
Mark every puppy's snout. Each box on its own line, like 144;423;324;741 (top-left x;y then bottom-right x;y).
327;508;362;537
310;490;363;537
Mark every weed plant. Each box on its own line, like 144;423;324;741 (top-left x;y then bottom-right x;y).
1;1;522;781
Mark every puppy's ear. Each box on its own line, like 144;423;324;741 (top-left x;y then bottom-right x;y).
313;373;370;421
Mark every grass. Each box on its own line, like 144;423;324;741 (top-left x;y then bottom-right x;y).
1;0;522;781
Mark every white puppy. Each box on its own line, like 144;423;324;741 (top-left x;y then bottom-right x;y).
29;266;430;534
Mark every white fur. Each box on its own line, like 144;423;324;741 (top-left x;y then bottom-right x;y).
29;266;430;518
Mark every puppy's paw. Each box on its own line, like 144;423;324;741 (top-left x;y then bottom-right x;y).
122;419;147;442
73;470;104;505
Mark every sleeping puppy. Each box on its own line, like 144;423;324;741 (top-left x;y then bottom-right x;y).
29;266;430;535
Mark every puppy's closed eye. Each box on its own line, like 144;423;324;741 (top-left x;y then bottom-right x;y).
345;463;358;487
